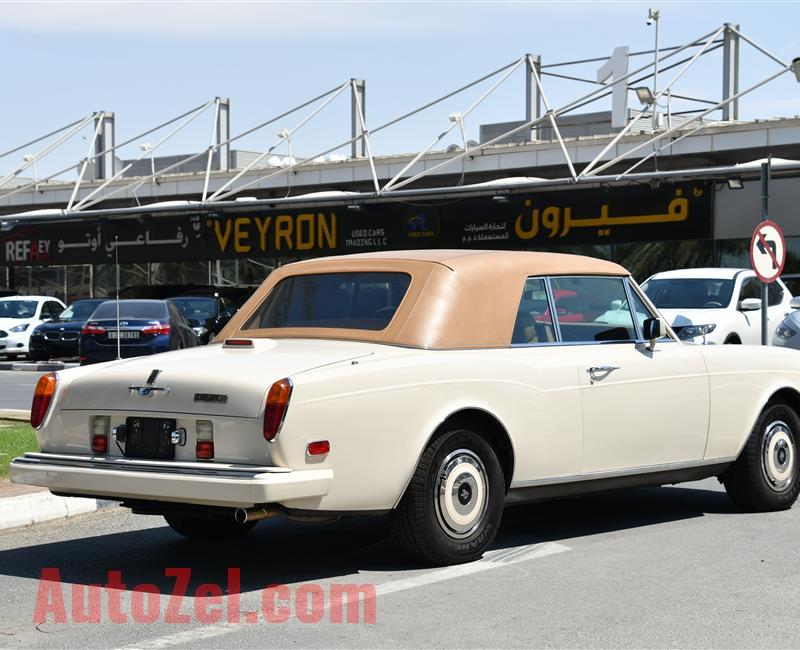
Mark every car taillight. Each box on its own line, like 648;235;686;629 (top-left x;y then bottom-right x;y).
142;322;171;336
81;324;106;336
91;416;110;453
263;378;293;441
31;372;57;428
196;420;214;460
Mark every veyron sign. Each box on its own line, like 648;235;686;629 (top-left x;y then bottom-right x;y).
0;182;712;266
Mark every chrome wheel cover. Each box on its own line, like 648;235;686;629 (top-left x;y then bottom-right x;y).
761;420;796;492
434;449;488;539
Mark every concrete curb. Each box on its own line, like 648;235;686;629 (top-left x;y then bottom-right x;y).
0;409;30;422
0;490;98;531
0;361;68;372
2;411;117;528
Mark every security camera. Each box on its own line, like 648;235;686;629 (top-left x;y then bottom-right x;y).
646;17;653;25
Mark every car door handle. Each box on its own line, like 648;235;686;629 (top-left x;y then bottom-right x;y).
587;365;620;384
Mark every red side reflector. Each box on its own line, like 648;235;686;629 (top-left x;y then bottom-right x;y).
224;338;254;348
91;434;108;454
306;440;330;456
196;441;214;460
263;378;293;441
30;372;57;428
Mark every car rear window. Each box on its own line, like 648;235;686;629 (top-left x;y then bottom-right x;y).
244;272;412;331
91;301;169;320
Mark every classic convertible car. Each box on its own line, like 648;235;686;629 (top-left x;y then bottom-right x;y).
10;250;800;565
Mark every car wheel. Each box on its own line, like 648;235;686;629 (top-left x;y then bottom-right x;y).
390;428;505;566
722;401;800;511
31;354;50;362
164;513;257;540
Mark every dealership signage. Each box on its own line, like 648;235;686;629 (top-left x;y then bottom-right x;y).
1;182;712;266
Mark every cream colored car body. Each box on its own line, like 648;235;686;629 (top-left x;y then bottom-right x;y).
10;250;800;516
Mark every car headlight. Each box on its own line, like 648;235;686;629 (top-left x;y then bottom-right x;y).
193;327;209;337
776;322;797;340
9;323;29;333
677;324;716;340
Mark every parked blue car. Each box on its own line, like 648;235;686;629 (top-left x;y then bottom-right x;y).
79;300;198;365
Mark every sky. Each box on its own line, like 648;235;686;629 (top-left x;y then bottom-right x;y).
1;0;799;183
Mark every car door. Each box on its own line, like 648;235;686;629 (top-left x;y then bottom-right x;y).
550;276;710;474
736;276;765;345
508;277;585;482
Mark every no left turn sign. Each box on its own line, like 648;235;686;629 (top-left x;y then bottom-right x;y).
750;220;786;283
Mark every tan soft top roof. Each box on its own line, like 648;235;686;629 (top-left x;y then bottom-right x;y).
289;249;627;274
217;250;630;349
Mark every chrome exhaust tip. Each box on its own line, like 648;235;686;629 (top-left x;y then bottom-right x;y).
234;506;279;524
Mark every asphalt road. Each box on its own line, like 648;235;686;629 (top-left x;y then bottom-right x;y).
0;478;798;648
0;371;45;410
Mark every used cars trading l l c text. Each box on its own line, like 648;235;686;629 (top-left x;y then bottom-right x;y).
10;250;800;565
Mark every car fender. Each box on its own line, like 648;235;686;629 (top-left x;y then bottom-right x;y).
700;345;800;459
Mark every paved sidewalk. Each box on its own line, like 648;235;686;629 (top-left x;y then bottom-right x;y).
1;410;110;530
0;361;74;372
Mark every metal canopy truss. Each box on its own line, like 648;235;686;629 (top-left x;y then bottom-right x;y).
0;100;218;204
0;22;798;222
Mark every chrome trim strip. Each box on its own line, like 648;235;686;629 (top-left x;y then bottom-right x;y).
509;457;735;489
15;452;289;475
543;276;562;343
510;338;677;349
623;277;644;341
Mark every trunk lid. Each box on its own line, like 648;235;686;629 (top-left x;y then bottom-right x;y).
58;338;377;417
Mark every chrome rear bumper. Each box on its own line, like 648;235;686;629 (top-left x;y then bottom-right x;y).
9;452;333;508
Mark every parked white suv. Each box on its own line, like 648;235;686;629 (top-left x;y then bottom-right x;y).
0;296;66;359
641;268;792;345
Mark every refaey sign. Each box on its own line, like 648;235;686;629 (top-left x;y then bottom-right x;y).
1;182;712;266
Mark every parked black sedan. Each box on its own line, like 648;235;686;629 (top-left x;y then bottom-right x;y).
168;295;236;344
79;300;198;365
29;298;107;361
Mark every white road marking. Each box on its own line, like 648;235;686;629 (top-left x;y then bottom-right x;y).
374;541;569;597
118;625;234;649
117;542;569;649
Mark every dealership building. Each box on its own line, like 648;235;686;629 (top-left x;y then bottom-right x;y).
2;24;799;300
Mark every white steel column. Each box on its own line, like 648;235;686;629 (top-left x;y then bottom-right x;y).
93;112;116;180
525;54;542;141
351;79;366;159
722;24;740;121
215;97;231;170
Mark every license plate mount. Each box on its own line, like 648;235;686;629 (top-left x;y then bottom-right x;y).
109;330;140;340
124;417;177;460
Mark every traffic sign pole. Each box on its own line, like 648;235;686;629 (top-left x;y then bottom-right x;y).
760;160;770;345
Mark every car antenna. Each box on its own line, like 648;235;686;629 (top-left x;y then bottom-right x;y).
115;236;121;361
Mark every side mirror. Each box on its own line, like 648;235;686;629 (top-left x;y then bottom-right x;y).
739;298;762;311
643;317;665;347
790;296;800;310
